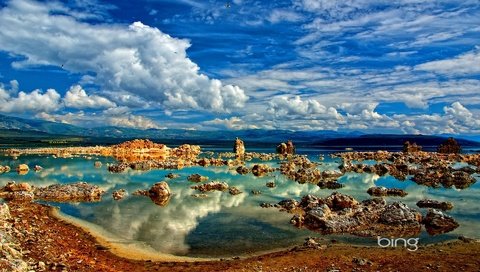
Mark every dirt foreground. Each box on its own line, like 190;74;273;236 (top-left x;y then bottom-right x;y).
1;201;479;272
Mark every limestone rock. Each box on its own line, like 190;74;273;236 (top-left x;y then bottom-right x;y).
191;181;229;192
367;186;408;197
233;137;245;160
423;209;459;235
112;189;127;200
416;199;453;211
187;174;209;183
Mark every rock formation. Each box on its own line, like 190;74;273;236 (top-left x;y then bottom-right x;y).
276;193;425;237
228;186;242;195
276;140;295;155
148;182;171;206
191;181;229;192
34;182;105;202
16;164;29;175
251;164;274;177
403;141;422;153
112;189;127;200
438;137;461;154
233;137;245;160
416;199;453;211
423;209;459;235
367;186;408;197
187;174;209;183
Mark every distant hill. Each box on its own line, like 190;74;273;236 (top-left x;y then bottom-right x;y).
0;113;478;148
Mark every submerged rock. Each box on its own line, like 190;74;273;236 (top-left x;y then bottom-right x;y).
34;182;105;202
191;181;229;192
423;209;459;235
187;174;209;183
33;165;43;172
416;199;453;211
112;189;128;200
367;186;408;197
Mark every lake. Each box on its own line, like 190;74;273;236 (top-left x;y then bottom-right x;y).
0;146;479;258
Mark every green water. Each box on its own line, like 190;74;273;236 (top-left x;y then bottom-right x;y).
0;147;479;258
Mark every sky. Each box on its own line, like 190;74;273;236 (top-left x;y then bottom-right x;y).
0;0;479;135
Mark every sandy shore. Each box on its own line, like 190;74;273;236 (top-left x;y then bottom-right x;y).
1;200;479;272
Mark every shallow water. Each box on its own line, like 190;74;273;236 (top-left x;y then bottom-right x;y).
0;147;479;258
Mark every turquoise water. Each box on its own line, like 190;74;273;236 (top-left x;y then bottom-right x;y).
0;147;479;258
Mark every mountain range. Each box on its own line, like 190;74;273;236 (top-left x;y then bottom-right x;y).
0;113;479;148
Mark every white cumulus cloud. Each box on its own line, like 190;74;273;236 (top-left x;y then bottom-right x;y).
63;85;116;109
0;0;248;112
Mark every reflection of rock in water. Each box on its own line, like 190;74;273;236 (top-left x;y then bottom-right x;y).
92;188;247;255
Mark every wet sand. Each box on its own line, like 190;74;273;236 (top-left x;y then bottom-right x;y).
4;201;480;272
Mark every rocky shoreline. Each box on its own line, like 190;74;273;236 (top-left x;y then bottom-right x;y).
0;200;479;271
1;137;479;271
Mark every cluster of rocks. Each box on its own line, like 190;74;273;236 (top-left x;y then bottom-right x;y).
251;164;275;177
187;174;209;183
270;192;459;237
1;181;106;203
34;182;105;202
0;182;34;202
280;156;343;187
438;137;461;154
108;158;192;172
276;140;295;155
196;157;241;167
191;181;229;193
411;166;476;189
367;186;408;197
403;141;422;153
335;146;478;188
416;199;453;211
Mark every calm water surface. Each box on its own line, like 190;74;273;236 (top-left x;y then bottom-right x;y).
0;146;479;257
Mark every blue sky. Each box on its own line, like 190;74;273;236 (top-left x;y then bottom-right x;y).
0;0;479;134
